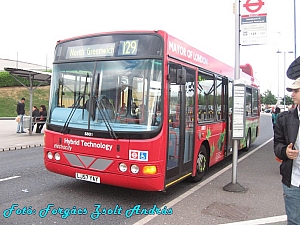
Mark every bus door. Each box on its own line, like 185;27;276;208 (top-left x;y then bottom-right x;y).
226;80;233;155
165;63;195;186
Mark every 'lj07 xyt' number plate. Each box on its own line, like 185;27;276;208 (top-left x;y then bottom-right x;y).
75;173;100;183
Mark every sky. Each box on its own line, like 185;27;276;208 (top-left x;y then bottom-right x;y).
0;0;299;97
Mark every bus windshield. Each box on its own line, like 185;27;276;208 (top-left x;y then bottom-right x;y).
49;59;162;133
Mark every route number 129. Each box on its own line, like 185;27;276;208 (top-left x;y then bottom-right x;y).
119;40;138;55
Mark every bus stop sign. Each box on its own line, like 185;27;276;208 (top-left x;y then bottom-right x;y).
232;83;246;140
243;0;265;13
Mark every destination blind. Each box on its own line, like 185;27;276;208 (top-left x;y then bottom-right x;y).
55;34;162;61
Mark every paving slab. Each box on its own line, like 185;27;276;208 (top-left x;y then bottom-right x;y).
0;119;44;151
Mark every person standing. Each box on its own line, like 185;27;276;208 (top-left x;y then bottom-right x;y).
272;107;281;130
16;97;26;133
274;78;300;225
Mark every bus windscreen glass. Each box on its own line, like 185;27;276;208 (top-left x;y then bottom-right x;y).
49;59;163;134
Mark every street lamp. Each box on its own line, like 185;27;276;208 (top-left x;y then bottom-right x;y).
277;49;280;105
276;50;294;110
294;0;297;58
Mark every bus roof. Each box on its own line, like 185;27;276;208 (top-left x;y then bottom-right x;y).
56;30;259;88
161;31;259;88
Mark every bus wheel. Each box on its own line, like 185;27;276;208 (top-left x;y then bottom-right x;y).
245;130;251;151
190;145;208;182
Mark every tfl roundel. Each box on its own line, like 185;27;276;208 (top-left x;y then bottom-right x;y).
130;151;138;159
243;0;265;13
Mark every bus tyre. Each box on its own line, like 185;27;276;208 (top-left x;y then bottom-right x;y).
245;130;251;151
190;145;207;182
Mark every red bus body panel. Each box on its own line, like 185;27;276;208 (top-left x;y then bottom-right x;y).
44;129;167;191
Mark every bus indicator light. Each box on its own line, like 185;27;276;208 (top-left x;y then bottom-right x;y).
143;166;157;175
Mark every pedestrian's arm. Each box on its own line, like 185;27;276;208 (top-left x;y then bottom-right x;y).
16;104;20;115
286;143;300;160
274;117;289;160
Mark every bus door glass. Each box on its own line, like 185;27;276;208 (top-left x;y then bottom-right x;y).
227;80;233;154
166;62;195;182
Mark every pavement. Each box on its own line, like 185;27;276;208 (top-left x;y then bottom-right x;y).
141;139;288;225
0;118;44;151
0;117;288;224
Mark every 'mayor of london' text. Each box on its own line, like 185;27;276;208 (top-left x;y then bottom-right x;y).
168;41;208;65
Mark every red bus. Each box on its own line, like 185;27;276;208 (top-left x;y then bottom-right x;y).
44;30;260;191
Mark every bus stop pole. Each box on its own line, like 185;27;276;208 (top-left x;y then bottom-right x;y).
232;0;240;185
223;0;246;192
232;140;238;184
29;73;33;136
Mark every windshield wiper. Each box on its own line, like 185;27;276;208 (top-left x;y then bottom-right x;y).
61;73;90;134
95;96;118;139
60;95;83;134
82;73;89;120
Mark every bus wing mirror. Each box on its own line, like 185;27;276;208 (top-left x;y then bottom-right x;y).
176;68;186;85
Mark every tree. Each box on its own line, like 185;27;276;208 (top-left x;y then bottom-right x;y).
260;93;265;104
281;95;293;105
262;90;277;105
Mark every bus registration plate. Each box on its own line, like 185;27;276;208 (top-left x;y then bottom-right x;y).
75;173;100;183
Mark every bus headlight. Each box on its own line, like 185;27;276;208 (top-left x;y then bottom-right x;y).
119;163;127;172
130;165;139;174
54;153;61;161
143;165;157;175
47;152;53;160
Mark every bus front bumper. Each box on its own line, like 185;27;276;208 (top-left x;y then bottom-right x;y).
44;160;165;191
